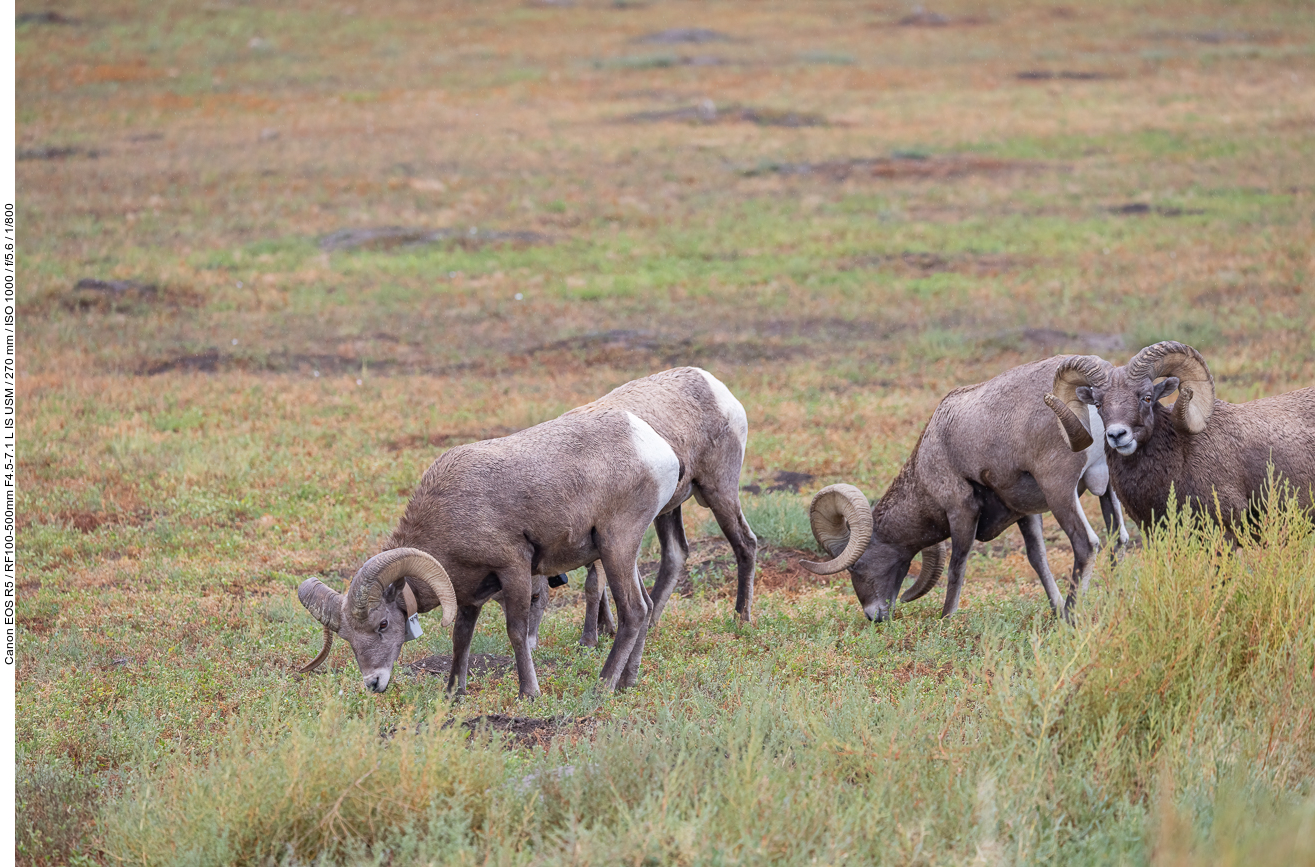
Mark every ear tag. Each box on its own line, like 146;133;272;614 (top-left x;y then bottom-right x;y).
402;583;423;642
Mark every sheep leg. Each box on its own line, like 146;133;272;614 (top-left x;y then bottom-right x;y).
702;483;758;622
1099;488;1129;551
497;569;542;699
597;567;616;637
596;538;652;691
526;574;549;653
581;563;603;647
446;604;482;696
1017;514;1065;613
941;503;980;618
581;563;618;647
647;506;689;629
1047;488;1099;618
618;577;654;690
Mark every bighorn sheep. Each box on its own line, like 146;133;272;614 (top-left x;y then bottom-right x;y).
800;356;1127;622
1044;341;1315;537
297;367;754;696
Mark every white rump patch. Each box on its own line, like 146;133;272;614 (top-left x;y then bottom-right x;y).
626;411;680;509
696;368;749;451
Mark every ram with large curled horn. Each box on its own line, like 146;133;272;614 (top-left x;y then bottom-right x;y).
1045;341;1315;540
297;367;757;698
801;356;1128;622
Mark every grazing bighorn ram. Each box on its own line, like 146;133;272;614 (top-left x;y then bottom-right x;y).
1044;341;1315;538
297;367;755;696
800;356;1126;621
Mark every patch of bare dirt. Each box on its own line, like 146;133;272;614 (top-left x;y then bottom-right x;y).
1016;70;1114;81
632;28;733;44
16;10;78;25
65;278;202;312
973;328;1126;356
410;653;515;679
18;145;99;160
523;328;808;369
318;226;551;252
624;102;827;127
637;540;835;596
842;251;1023;276
741;154;1036;181
457;714;600;750
895;8;989;27
141;351;401;376
385;425;525;452
1146;29;1279;44
1108;202;1204;217
740;469;814;495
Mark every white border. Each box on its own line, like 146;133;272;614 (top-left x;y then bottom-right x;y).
3;0;17;858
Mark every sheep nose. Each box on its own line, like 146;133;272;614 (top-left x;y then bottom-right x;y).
1106;424;1132;448
364;674;388;693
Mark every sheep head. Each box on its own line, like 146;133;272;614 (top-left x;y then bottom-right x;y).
1048;343;1214;456
799;484;945;621
297;547;456;692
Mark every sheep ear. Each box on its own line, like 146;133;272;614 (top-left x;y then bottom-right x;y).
1075;386;1096;405
1153;377;1180;402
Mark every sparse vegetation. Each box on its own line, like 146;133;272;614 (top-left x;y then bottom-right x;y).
16;0;1315;863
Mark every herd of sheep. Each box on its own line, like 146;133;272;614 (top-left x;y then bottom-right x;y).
296;341;1315;698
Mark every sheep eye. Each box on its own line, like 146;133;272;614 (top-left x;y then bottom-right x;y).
378;619;388;633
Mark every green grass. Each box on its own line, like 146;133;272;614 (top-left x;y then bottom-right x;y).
16;0;1315;862
94;496;1315;866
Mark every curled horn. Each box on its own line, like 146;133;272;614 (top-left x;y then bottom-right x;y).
800;484;874;575
1126;341;1215;434
301;627;334;674
349;547;458;628
1045;355;1108;452
900;543;945;603
297;578;344;673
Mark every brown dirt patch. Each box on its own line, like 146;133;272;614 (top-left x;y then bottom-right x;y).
632;28;734;44
385;425;525;451
17;145;99;160
1108;202;1205;217
742;154;1037;181
65;278;203;312
895;9;989;27
841;251;1024;276
458;714;600;750
623;103;827;127
740;469;814;495
1016;70;1115;81
409;653;515;679
141;351;400;376
318;225;551;252
637;541;839;596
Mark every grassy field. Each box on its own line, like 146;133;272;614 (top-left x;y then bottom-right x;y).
15;0;1315;863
